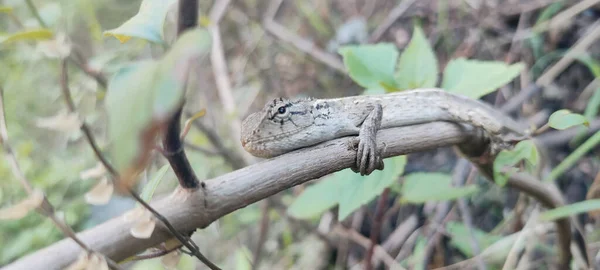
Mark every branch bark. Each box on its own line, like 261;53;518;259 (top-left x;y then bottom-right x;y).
6;122;474;269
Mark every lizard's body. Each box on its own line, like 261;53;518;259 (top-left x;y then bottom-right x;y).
241;88;528;174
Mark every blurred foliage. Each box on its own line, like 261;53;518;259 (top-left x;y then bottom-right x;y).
0;0;149;265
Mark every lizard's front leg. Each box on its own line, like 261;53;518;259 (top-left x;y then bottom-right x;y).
352;103;385;175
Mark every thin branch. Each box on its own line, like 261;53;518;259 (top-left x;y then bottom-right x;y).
69;49;108;89
263;0;346;73
24;0;48;28
457;197;486;270
536;19;600;87
251;199;271;269
368;0;417;43
189;115;247;169
365;188;389;270
334;225;406;270
184;142;220;156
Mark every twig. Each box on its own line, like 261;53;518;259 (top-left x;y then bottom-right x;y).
499;83;542;114
498;0;568;16
251;199;271;269
536;118;600;147
184;142;220;156
208;0;245;143
381;214;419;255
420;201;453;269
365;188;390;270
452;159;486;270
536;19;600;87
0;85;122;270
189;115;247;169
334;225;406;270
368;0;417;43
264;0;346;73
24;0;48;28
457;198;486;270
433;224;554;270
69;49;108;89
502;207;540;270
511;0;600;42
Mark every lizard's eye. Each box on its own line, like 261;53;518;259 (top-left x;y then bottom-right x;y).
271;105;290;121
277;106;286;114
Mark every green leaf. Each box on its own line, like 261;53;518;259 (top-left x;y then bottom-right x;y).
139;164;170;202
441;58;524;99
338;156;407;219
0;29;54;45
400;173;479;203
446;221;502;257
106;62;157;170
234;246;253;270
287;156;407;220
535;2;564;24
493;140;539;186
339;43;399;91
547;131;600;182
103;0;177;44
395;25;438;90
106;29;211;171
573;54;600;78
548;109;589;130
286;174;346;219
540;199;600;221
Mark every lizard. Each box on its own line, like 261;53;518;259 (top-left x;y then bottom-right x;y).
240;88;530;175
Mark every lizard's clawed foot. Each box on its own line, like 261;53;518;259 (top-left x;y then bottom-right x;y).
352;133;384;176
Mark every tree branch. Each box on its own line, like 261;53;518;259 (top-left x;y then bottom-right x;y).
6;122;475;269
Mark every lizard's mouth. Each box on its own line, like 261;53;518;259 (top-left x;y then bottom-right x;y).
241;126;309;157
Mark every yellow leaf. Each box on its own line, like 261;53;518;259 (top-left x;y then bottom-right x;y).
0;6;13;13
1;29;54;45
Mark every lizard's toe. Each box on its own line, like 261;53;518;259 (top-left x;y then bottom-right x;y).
356;135;381;175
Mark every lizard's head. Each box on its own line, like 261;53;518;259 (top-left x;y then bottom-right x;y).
241;97;316;158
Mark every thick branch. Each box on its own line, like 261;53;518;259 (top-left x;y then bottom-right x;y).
162;0;201;189
6;122;473;269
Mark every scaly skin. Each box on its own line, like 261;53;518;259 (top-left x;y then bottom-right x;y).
241;88;529;175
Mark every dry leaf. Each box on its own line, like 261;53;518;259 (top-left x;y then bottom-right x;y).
85;177;114;205
130;215;156;239
36;111;81;132
0;189;44;220
65;252;90;270
123;206;147;222
161;250;181;269
86;253;108;270
36;32;72;59
79;163;107;180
